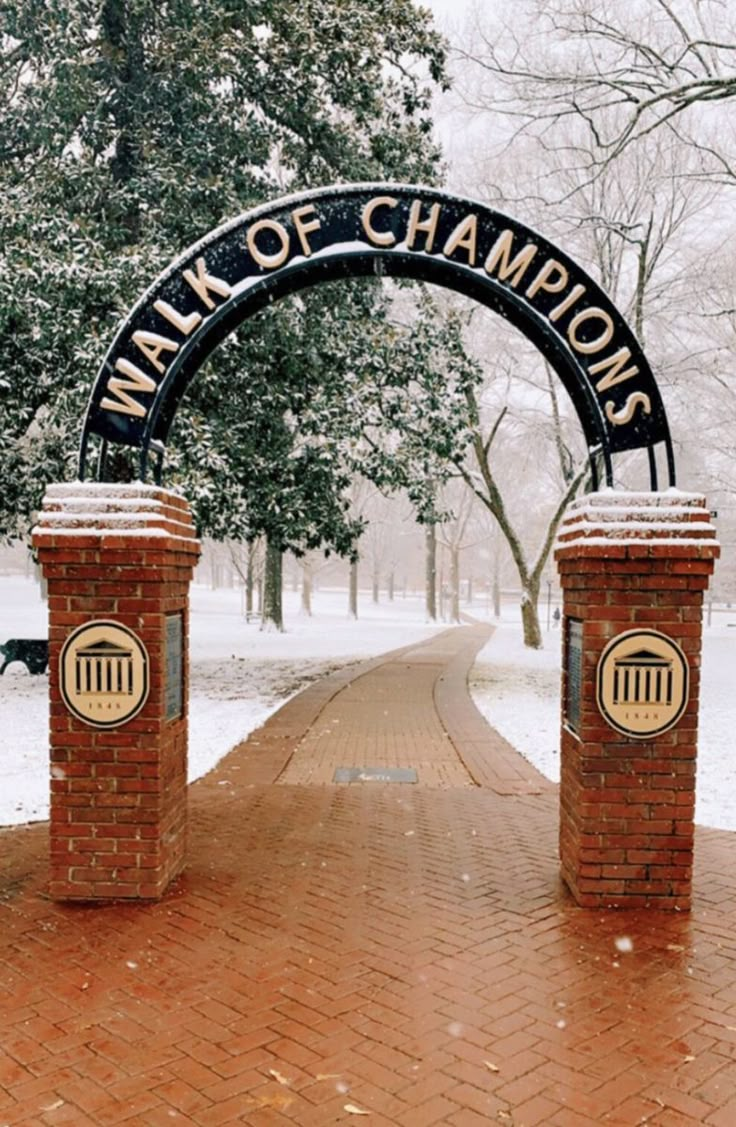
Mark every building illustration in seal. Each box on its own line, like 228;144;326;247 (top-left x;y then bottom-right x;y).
60;620;149;728
611;648;674;708
74;637;136;696
596;629;689;739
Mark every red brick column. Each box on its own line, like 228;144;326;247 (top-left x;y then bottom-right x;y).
555;492;718;910
33;483;200;901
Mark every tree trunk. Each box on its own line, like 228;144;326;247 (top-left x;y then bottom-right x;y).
349;559;358;619
520;588;543;649
466;573;473;606
462;387;588;647
492;554;501;619
387;571;395;601
450;547;461;624
372;570;380;604
425;523;437;622
101;0;143;241
262;540;284;632
301;558;312;616
245;544;254;619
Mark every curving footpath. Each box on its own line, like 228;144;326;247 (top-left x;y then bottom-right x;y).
1;624;736;1125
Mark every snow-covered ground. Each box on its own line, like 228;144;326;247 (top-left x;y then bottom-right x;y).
0;577;444;825
1;575;735;831
470;613;736;832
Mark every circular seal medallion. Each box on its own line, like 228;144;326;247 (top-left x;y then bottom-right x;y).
596;629;689;739
59;620;149;729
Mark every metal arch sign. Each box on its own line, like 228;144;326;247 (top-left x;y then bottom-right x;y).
79;183;673;485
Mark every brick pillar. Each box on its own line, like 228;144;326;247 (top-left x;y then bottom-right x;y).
33;483;200;901
555;492;718;910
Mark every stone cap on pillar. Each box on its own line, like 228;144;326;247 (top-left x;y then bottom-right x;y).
555;490;719;561
32;482;198;543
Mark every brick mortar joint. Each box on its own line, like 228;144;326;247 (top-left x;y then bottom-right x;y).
555;543;719;563
33;535;201;554
33;528;199;545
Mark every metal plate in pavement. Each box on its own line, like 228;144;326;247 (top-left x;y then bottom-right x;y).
333;767;418;784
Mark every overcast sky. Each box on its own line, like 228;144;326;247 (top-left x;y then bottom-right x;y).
419;0;477;29
413;0;480;180
420;0;475;23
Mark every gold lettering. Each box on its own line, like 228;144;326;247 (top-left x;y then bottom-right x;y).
132;330;179;375
484;229;538;287
361;196;398;246
247;218;290;269
590;346;640;391
567;307;615;355
100;358;156;418
526;258;569;300
153;300;202;336
605;392;652;426
442;214;478;265
406;199;441;252
291;204;321;256
549;283;587;323
182;257;232;310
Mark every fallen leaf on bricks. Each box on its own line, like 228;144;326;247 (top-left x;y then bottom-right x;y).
344;1105;370;1115
268;1069;291;1086
484;1061;500;1072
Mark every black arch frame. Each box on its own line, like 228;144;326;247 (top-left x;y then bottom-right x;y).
79;184;675;489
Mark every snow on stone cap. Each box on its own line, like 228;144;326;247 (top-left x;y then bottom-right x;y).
565;488;707;511
32;481;196;540
555;489;718;550
43;480;185;499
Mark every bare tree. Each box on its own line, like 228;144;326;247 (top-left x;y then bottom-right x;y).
425;1;736;646
436;481;485;623
454;382;589;647
456;0;736;184
226;538;265;619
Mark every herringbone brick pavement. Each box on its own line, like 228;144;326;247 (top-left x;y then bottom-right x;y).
1;625;736;1125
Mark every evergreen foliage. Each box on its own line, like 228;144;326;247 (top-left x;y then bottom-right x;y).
1;0;455;549
170;283;479;552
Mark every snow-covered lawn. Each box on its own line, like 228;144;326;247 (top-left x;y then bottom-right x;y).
2;575;736;832
0;577;444;825
469;614;736;832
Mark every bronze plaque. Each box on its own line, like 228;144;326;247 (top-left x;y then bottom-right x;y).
565;617;583;734
59;620;149;729
165;613;183;722
597;629;689;739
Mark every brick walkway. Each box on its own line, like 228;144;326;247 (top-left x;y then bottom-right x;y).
2;624;736;1125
